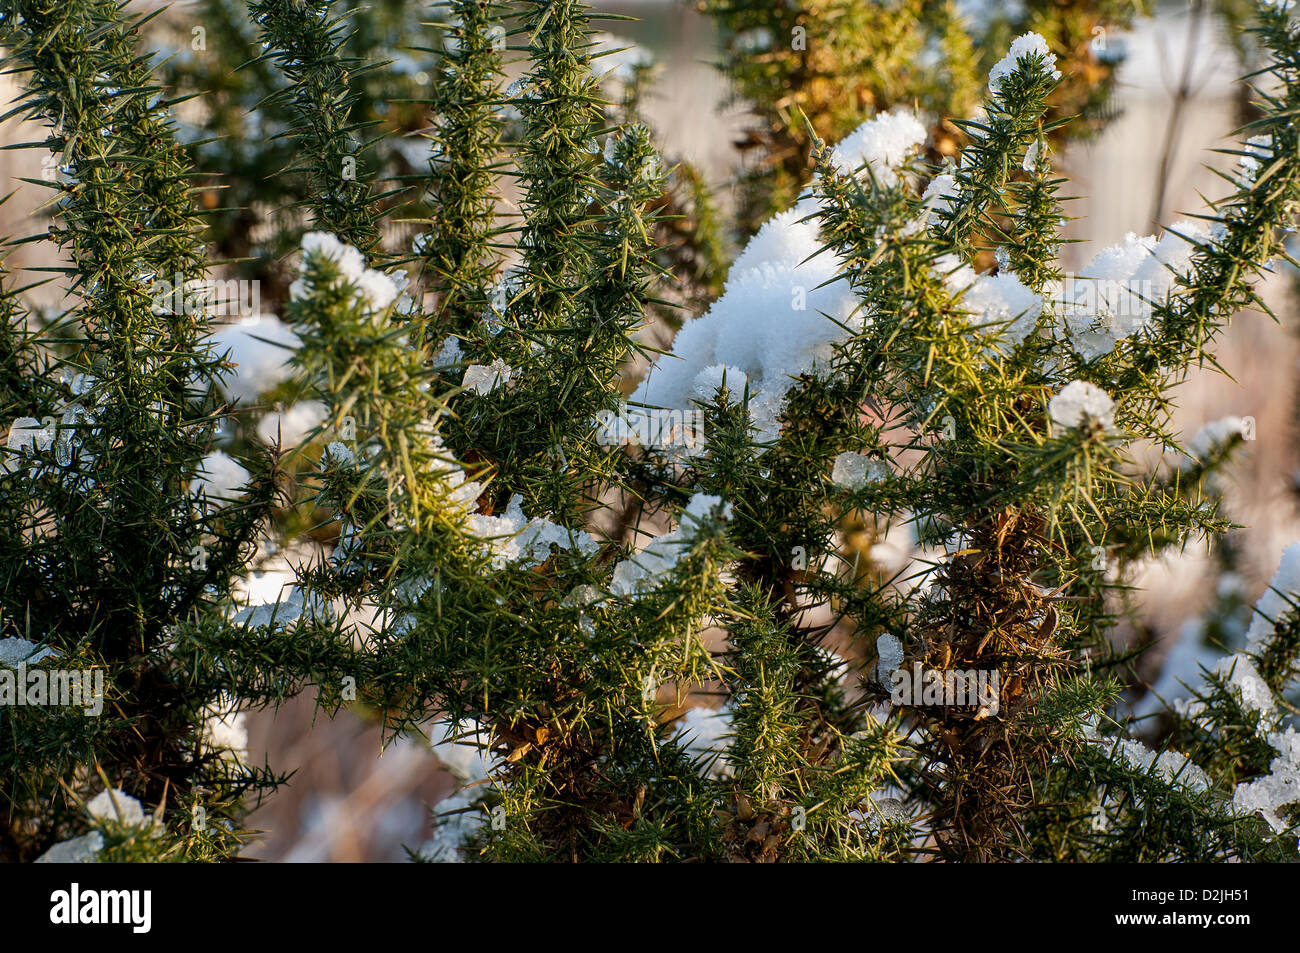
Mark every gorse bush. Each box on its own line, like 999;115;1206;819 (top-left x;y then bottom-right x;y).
1;0;1299;863
0;0;292;860
702;0;1148;237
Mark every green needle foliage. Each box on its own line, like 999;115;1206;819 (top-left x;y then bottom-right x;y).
2;0;1300;865
248;0;385;254
0;0;330;861
783;5;1300;860
159;0;433;293
412;0;508;346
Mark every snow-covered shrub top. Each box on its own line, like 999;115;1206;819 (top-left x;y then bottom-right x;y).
987;32;1060;93
1059;222;1215;361
631;109;928;445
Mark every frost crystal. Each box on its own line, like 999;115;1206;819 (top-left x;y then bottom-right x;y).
913;172;957;233
466;493;600;570
1233;727;1300;833
34;832;104;864
323;441;356;469
849;794;911;832
433;335;463;369
462;358;514;396
1109;738;1210;792
1176;653;1279;725
1058;221;1210;360
1215;654;1275;717
1048;380;1115;432
1021;138;1042;173
692;363;748;403
300;231;366;281
876;633;904;687
831;451;890;490
0;637;57;666
5;416;52;455
940;256;1043;346
293;232;404;313
232;586;312;628
829;109;929;186
1238;135;1274;185
684;492;733;525
1170;556;1294;730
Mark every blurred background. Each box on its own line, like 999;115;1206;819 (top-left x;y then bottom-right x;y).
2;0;1297;859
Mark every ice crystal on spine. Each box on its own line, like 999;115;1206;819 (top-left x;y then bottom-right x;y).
433;335;463;369
1219;654;1275;716
1021;139;1042;173
6;416;53;455
87;788;148;826
1110;739;1211;792
0;637;57;666
462;358;514;396
939;255;1043;346
323;441;356;469
692;363;748;403
1178;651;1277;726
876;633;904;687
831;451;889;490
467;494;600;570
913;172;957;233
1238;135;1275;184
828;109;928;185
34;832;103;864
